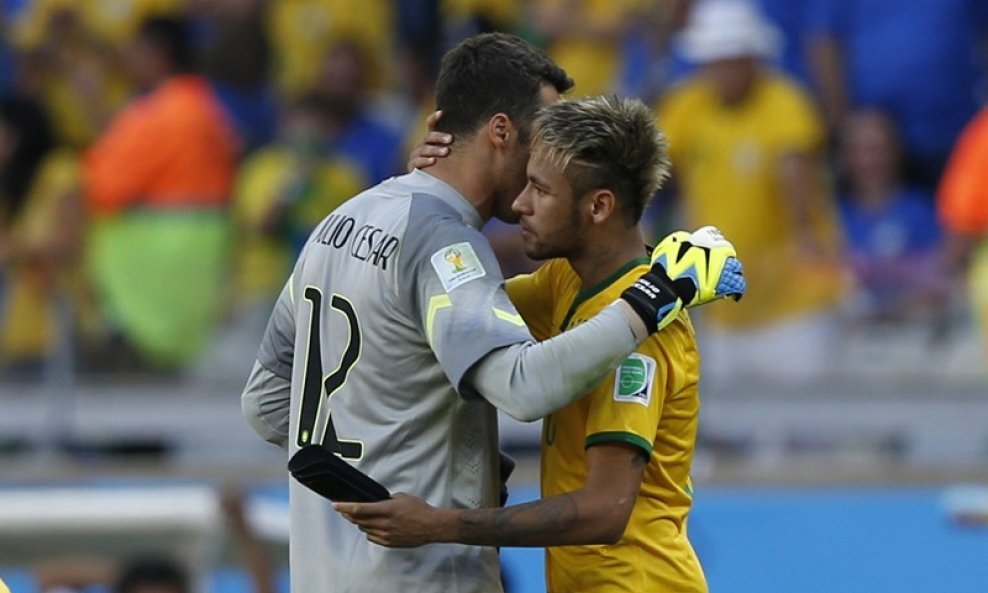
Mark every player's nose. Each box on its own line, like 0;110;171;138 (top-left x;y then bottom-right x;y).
512;185;534;214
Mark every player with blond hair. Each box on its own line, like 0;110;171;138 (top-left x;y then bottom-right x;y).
337;95;728;593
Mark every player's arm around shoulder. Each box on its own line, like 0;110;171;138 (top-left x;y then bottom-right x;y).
504;258;565;341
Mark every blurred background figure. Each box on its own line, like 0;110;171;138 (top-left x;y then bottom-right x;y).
112;559;188;593
0;94;81;375
837;109;947;324
266;0;391;100
441;0;519;48
12;0;184;149
531;0;636;97
657;0;845;382
27;487;275;593
805;0;988;190
83;15;237;373
0;2;986;592
656;0;821;103
313;39;402;185
231;94;365;332
938;107;988;368
38;557;188;593
199;0;277;155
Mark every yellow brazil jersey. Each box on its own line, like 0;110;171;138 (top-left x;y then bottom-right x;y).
506;257;707;593
657;72;845;328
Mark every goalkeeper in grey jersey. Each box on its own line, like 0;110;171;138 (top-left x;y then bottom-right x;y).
241;33;744;593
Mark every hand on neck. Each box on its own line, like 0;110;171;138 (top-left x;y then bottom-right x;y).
421;141;499;222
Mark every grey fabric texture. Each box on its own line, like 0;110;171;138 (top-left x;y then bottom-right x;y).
240;169;644;592
465;303;639;421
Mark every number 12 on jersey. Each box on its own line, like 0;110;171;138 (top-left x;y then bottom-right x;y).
296;286;363;459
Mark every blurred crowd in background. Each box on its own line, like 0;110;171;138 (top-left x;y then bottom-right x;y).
0;0;986;383
0;3;986;591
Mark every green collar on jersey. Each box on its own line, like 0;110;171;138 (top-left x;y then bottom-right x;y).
559;256;649;331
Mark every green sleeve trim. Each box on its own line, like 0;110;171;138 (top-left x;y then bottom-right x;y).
585;431;653;456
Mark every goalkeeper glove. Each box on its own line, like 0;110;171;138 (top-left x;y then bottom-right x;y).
621;226;746;334
651;225;746;307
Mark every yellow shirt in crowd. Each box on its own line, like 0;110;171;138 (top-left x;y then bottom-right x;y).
14;0;183;148
1;150;82;361
507;257;707;593
658;72;845;328
233;148;367;302
15;0;184;48
537;0;637;96
268;0;392;97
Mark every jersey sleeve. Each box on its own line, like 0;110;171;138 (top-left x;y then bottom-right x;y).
398;197;535;394
583;334;671;456
256;277;297;379
505;264;555;341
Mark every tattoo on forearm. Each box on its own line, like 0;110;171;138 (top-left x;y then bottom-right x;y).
457;494;580;546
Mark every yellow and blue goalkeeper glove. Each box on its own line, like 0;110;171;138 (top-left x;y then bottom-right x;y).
620;226;746;334
652;225;746;307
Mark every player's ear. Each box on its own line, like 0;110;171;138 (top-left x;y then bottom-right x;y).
586;189;617;225
487;113;515;149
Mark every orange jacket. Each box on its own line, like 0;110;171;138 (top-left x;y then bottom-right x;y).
84;76;237;215
939;108;988;235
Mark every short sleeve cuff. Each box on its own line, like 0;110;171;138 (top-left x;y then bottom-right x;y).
585;431;653;456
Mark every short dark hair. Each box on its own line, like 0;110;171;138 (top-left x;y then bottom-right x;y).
138;16;195;73
532;96;672;224
434;33;573;141
115;557;188;593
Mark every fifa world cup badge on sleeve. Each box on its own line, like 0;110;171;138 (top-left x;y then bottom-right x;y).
613;353;656;406
431;242;486;291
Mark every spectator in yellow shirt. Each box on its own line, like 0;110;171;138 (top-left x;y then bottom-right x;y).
0;96;84;372
532;0;638;97
657;0;846;381
16;0;184;50
233;95;367;309
14;0;184;148
267;0;392;98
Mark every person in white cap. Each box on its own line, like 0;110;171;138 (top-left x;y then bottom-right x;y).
658;0;847;382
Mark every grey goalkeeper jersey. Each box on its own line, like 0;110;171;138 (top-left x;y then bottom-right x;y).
258;170;534;593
